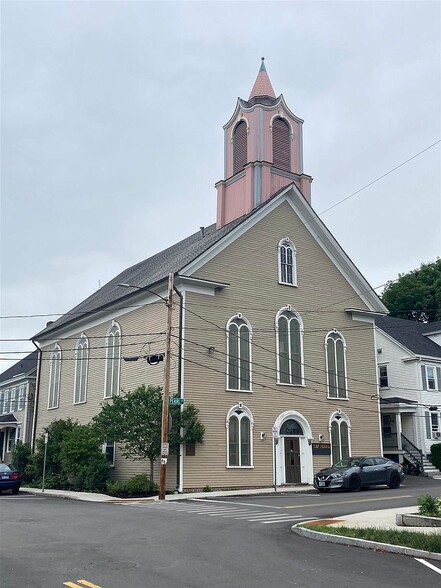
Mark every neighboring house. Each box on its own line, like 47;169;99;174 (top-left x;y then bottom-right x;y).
375;315;441;473
32;61;388;491
0;350;38;462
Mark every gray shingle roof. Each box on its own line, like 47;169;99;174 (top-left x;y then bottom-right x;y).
33;217;245;339
0;350;38;383
376;316;441;358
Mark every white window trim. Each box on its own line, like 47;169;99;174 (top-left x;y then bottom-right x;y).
226;314;253;392
48;344;62;410
325;330;348;400
104;321;121;399
278;238;297;287
73;334;89;405
102;441;116;466
425;365;438;391
378;363;389;389
17;385;25;411
226;404;254;468
275;306;305;386
329;411;352;465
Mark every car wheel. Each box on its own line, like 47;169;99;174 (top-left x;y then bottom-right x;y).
348;475;362;492
388;472;401;489
11;488;19;495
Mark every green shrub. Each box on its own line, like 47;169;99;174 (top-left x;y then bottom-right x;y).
33;419;77;480
106;474;156;498
431;443;441;470
11;442;33;482
417;493;440;517
202;485;212;492
73;457;111;493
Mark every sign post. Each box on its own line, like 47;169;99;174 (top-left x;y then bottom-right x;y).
42;432;49;493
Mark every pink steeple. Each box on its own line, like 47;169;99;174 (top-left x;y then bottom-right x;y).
248;58;276;99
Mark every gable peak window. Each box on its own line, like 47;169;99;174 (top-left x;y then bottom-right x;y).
74;334;89;404
272;116;290;171
48;344;62;409
278;238;297;286
276;308;304;385
232;119;248;175
104;322;121;399
325;331;347;399
226;405;253;467
227;315;252;391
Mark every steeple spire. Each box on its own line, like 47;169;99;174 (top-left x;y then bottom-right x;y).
248;57;276;100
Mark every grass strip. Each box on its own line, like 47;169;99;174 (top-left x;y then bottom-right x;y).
301;525;441;553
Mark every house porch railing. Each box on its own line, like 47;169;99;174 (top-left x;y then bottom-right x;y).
401;433;424;475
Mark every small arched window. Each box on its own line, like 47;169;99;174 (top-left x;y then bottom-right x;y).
325;331;347;399
74;334;89;404
278;238;297;286
280;419;304;435
330;413;351;464
226;405;253;467
276;308;303;385
104;323;121;399
272;116;290;171
233;120;248;175
48;344;61;409
227;315;252;391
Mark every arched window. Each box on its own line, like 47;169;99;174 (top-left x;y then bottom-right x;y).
74;334;89;404
280;419;304;435
272;116;290;171
278;238;297;286
227;315;252;391
276;308;303;385
330;413;351;464
226;405;253;467
233;120;248;175
104;322;121;399
48;344;61;409
325;331;347;399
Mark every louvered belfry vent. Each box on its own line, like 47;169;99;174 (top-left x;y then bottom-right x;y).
233;120;248;175
272;117;290;171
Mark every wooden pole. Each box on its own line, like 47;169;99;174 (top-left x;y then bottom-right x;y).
159;272;174;500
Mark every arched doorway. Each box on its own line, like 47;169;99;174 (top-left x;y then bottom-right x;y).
274;411;313;485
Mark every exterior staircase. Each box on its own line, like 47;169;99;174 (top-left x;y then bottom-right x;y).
401;433;441;478
423;456;441;479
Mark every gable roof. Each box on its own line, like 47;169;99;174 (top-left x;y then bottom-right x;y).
0;350;38;384
34;183;387;340
375;316;441;359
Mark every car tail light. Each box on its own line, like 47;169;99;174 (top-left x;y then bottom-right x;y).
10;473;21;480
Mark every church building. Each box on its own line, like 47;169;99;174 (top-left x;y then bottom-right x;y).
33;61;387;491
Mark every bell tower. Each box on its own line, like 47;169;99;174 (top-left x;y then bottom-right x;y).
216;59;312;229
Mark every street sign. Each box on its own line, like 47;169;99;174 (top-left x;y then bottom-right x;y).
161;443;169;456
169;397;185;406
44;433;49;444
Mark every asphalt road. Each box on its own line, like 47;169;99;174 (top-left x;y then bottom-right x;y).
1;475;440;588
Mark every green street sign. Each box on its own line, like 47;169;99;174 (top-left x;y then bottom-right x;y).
169;397;185;406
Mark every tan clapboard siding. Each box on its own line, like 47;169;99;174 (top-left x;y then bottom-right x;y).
35;300;179;487
181;200;381;489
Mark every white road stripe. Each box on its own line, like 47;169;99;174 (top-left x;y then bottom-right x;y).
261;517;314;524
217;511;273;518
190;498;283;509
246;514;304;521
415;558;441;575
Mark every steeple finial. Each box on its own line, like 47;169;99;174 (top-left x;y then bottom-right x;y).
249;58;276;100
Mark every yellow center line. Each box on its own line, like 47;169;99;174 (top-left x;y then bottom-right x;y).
63;581;102;588
284;494;413;509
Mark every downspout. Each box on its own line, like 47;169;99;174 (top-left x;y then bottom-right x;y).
173;282;184;492
31;340;42;453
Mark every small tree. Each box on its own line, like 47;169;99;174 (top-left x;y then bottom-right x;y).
431;443;441;471
33;418;77;484
93;385;205;483
11;442;33;483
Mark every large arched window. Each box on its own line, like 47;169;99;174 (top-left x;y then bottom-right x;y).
48;344;61;409
104;322;121;399
272;116;290;171
278;238;297;286
74;334;89;404
325;331;347;399
227;315;252;391
233;119;248;175
276;307;304;385
330;413;351;464
226;405;253;467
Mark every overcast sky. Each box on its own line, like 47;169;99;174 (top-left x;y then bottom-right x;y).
1;0;440;371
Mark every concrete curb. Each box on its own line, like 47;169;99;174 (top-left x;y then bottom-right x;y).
291;523;441;561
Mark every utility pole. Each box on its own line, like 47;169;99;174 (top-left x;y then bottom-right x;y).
159;272;174;500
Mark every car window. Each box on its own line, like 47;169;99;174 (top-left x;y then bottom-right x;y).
374;457;388;465
362;458;375;466
0;464;12;473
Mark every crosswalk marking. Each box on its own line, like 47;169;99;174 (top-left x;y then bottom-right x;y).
116;500;315;525
63;581;102;588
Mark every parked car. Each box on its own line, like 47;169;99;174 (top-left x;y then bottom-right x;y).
0;463;22;495
314;456;404;492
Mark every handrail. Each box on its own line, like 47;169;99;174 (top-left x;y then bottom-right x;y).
401;433;425;475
